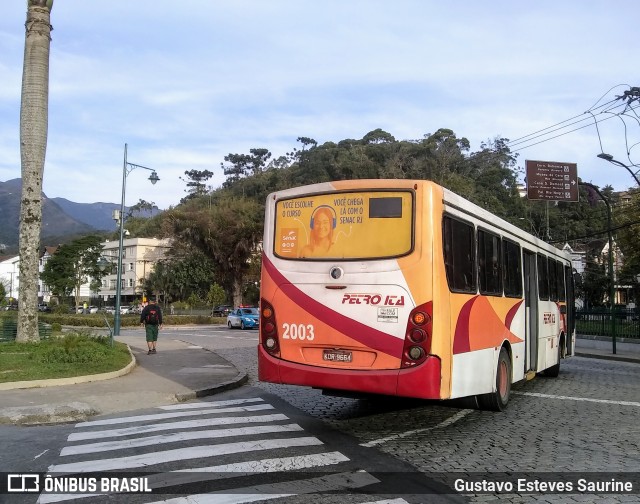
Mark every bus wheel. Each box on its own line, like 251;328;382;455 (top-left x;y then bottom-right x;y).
544;337;563;378
477;347;512;412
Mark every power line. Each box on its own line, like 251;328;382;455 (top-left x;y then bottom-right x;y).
507;104;640;152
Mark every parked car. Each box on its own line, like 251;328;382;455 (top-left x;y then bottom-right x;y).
227;307;259;329
37;303;51;312
212;305;233;317
104;306;116;315
120;305;135;315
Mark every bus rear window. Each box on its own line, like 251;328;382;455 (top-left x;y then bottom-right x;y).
274;191;413;260
369;197;402;218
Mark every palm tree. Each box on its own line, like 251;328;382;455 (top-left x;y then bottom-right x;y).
17;0;54;343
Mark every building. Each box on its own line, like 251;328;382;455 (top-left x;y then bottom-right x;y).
0;255;20;304
99;237;170;305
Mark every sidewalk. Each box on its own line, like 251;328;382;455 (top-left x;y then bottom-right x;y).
0;333;636;426
574;335;640;364
0;332;247;425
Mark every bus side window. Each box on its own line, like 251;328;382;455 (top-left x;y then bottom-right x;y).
502;239;522;298
548;258;559;301
556;260;566;301
443;216;476;293
537;254;549;300
478;229;502;296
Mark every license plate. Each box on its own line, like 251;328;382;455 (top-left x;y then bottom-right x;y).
323;349;353;363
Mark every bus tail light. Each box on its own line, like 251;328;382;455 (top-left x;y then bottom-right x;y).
401;302;432;368
260;299;280;357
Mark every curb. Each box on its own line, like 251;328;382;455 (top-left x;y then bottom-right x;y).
575;352;640;364
0;345;137;391
175;372;249;402
0;371;250;426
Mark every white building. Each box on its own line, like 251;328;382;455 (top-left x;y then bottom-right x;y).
99;237;171;304
2;237;170;306
0;255;20;304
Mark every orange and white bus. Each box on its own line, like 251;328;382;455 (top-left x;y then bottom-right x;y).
258;179;575;410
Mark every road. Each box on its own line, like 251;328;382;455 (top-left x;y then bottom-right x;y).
2;325;639;503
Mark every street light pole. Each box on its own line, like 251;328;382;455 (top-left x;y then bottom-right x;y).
580;182;616;354
114;143;160;336
596;153;640;187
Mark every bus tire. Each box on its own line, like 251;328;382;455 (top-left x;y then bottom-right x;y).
477;347;512;412
544;337;563;378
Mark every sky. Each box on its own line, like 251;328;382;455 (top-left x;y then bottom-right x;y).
0;1;639;211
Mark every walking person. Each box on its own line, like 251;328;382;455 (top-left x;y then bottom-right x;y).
140;297;163;355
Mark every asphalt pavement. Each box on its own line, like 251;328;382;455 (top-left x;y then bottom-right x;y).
0;331;637;426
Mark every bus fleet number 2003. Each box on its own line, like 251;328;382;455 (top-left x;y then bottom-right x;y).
282;323;315;341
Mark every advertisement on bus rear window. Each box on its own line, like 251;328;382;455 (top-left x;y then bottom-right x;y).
274;191;413;259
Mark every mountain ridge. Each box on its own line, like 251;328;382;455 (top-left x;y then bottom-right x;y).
0;178;134;252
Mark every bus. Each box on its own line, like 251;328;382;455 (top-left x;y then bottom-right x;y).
258;179;575;410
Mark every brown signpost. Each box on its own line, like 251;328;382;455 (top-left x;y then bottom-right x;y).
525;160;579;201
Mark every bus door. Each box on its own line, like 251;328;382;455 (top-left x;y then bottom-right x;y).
564;265;575;356
523;250;538;372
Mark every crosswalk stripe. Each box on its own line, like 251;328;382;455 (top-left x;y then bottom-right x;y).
158;398;264;410
361;500;410;504
145;471;380;504
61;424;305;456
75;404;274;427
37;452;352;503
67;413;290;442
48;437;324;473
175;451;350;474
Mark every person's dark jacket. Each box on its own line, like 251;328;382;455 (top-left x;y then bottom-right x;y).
140;303;163;325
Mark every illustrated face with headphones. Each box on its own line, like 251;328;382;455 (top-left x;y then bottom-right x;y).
309;205;337;243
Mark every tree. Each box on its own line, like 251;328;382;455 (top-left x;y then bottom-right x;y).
179;170;214;203
206;283;226;308
40;235;107;309
17;0;54;343
0;283;6;307
126;199;158;219
221;148;272;186
167;196;263;306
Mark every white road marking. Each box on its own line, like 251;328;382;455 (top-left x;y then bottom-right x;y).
37;452;351;503
75;404;273;427
158;398;264;410
61;424;305;456
176;451;350;474
514;391;640;407
48;437;324;472
33;449;48;459
360;409;472;447
145;471;379;504
68;413;289;441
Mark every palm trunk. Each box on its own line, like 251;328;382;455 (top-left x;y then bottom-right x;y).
17;1;53;342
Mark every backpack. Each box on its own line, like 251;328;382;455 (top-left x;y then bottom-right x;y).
146;307;159;325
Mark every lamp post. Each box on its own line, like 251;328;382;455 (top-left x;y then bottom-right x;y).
580;182;616;354
114;144;160;336
596;153;640;187
96;256;113;345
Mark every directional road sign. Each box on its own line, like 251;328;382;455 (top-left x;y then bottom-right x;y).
525;160;579;201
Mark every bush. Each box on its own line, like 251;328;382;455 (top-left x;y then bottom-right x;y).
31;332;114;364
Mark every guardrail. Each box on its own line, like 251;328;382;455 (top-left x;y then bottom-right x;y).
576;308;640;339
0;318;52;342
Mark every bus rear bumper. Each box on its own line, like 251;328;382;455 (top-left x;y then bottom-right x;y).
258;346;442;399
